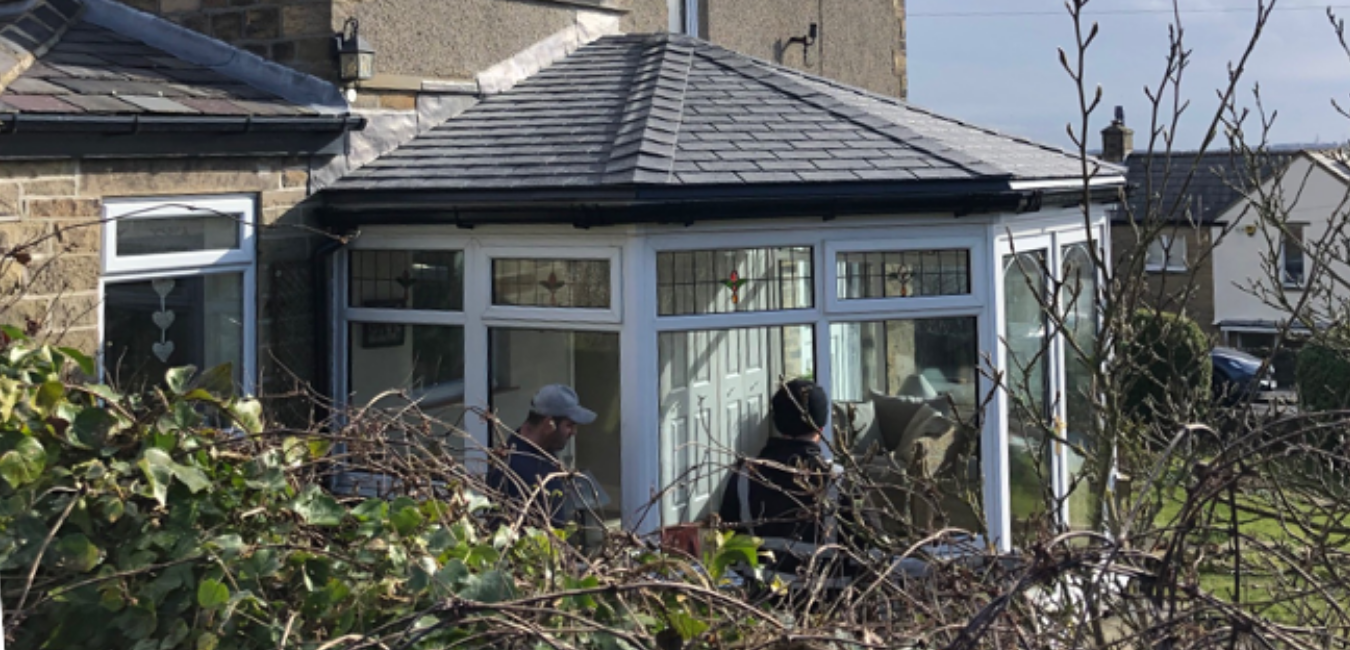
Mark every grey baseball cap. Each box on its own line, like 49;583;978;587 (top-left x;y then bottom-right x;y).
530;384;597;425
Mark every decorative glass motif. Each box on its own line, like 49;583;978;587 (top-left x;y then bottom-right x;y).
491;258;610;309
150;278;177;362
350;250;464;311
836;249;970;300
657;247;813;316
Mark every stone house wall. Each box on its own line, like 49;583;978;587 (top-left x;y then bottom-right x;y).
0;157;323;413
1111;224;1219;338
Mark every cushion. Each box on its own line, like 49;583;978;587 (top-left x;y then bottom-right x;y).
870;391;958;464
898;373;938;398
832;401;878;453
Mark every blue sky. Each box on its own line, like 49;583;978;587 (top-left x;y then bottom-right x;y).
908;0;1350;152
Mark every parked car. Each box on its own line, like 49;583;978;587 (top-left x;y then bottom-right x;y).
1211;347;1277;406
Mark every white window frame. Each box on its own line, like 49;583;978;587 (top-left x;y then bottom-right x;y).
1144;233;1187;273
479;245;624;324
99;195;258;395
669;0;699;36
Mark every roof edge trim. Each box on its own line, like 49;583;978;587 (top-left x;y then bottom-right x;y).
80;0;348;115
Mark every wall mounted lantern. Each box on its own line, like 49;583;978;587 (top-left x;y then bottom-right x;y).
334;17;374;83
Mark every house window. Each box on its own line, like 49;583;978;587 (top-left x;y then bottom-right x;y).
348;323;466;454
836;249;971;300
489;329;622;526
1281;225;1305;288
1003;251;1051;537
101;196;255;394
658;325;814;524
656;247;813;316
349;250;464;310
492;258;610;309
1145;234;1186;272
669;0;700;36
829;316;980;531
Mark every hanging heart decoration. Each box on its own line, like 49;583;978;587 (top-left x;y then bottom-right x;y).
151;310;175;330
151;278;175;298
152;340;175;363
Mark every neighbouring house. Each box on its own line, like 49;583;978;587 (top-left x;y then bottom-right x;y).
0;0;361;419
1103;113;1349;385
0;0;1127;551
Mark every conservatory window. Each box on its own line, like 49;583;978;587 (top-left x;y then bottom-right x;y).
489;329;622;526
101;195;255;394
836;249;971;300
492;258;611;309
656;247;813;316
1003;251;1051;537
1061;243;1099;530
349;250;464;311
347;323;466;454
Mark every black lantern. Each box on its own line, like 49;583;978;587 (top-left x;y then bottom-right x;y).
334;17;374;83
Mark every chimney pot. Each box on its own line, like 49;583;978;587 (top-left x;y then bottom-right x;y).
1101;104;1133;163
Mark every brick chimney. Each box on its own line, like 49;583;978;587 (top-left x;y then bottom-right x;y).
1101;105;1133;163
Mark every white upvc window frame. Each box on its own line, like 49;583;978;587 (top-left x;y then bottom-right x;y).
99;194;258;395
479;245;624;324
1144;233;1187;273
1279;227;1307;289
668;0;699;36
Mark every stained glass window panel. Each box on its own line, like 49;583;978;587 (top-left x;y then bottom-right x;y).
836;249;970;300
349;250;464;311
656;247;813;316
491;258;611;309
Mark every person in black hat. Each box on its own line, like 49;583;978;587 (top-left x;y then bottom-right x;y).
718;378;842;573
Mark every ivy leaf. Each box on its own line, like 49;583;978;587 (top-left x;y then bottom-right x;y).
291;485;345;527
0;376;20;421
56;347;95;376
53;533;101;572
190;364;235;400
229;399;263;434
83;383;122;405
390;502;424;537
710;533;761;580
165;366;198;396
459;570;513;603
138;448;209;506
207;534;245;560
195;632;220;650
70;407;115;449
196;578;230;609
352;499;388;522
667;609;709;641
0;436;47;488
35;380;64;413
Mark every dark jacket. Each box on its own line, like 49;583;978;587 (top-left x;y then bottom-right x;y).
486;434;571;528
718;437;834;544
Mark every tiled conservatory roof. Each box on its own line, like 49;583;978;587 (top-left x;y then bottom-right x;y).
332;33;1123;192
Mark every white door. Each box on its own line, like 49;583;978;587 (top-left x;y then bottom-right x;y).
659;327;776;525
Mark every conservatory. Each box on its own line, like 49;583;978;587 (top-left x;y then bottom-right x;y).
318;34;1125;550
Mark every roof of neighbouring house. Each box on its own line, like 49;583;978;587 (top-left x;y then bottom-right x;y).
0;0;358;155
328;33;1123;197
1117;149;1305;225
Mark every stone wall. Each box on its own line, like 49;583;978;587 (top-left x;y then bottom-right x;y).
1111;225;1219;337
0;157;323;412
116;0;334;78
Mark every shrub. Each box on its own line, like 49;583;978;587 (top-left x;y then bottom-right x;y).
1121;309;1213;424
1296;337;1350;412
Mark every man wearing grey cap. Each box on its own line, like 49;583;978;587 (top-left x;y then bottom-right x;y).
486;384;597;529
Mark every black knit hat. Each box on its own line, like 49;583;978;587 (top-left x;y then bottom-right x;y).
771;379;829;438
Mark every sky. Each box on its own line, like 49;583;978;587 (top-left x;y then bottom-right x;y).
908;0;1350;152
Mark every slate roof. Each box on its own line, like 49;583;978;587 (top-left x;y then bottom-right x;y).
333;34;1121;192
0;0;341;119
1118;150;1298;225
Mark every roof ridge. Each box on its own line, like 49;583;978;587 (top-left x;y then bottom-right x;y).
0;0;83;92
602;34;693;185
689;40;1010;178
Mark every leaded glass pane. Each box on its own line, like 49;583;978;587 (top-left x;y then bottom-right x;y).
349;250;464;311
656;247;814;316
836;249;971;300
491;258;611;309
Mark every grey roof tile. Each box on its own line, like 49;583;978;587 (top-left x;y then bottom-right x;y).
1;8;325;120
333;33;1123;194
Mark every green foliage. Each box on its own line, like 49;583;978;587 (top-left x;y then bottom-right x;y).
1121;309;1213;424
1296;336;1350;413
0;334;757;649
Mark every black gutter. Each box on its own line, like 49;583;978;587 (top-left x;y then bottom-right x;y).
0;113;367;159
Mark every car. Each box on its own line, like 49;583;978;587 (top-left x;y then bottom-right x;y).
1211;347;1277;407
